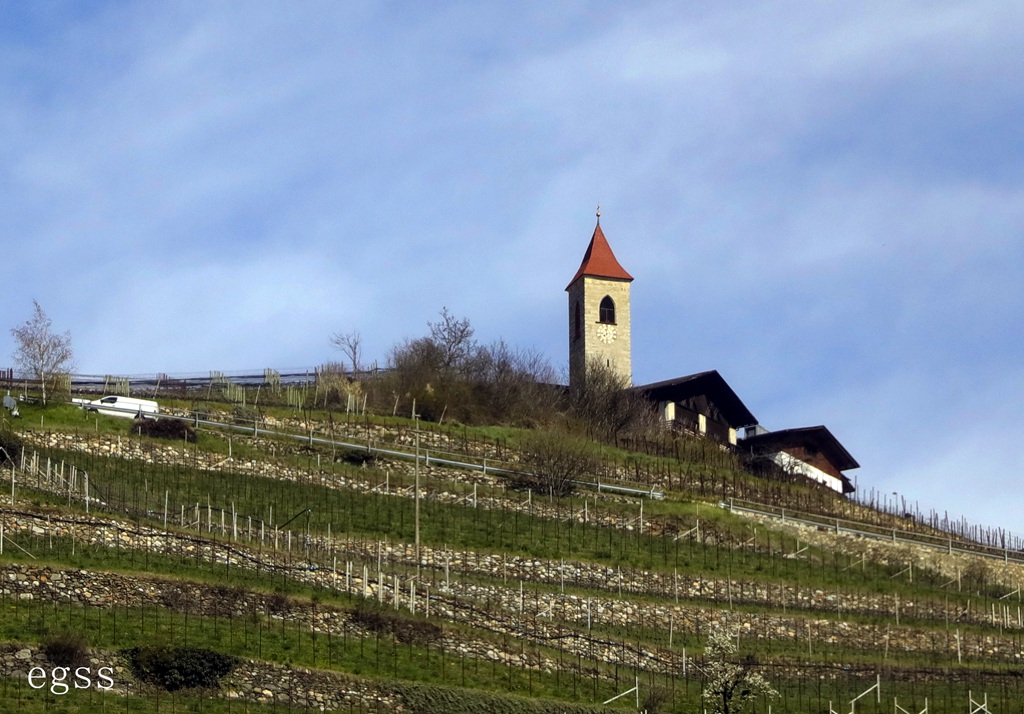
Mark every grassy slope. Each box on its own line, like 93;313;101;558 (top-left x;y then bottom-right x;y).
2;401;1023;713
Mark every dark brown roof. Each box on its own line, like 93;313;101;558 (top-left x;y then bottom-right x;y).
565;222;634;290
740;425;860;473
632;370;758;428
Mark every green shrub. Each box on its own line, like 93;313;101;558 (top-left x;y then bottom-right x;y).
122;645;238;691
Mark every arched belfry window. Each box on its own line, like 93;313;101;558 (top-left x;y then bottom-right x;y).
599;296;616;324
573;301;581;341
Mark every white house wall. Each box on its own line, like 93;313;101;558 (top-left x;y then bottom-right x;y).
769;452;845;494
661;401;675;421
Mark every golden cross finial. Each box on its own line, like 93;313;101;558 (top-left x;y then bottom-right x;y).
596;204;601;223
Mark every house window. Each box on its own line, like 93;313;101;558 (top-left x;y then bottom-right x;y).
599;296;615;324
574;301;581;341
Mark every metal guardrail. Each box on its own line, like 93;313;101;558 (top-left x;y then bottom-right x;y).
9;368;343;387
725;498;1024;565
72;402;665;500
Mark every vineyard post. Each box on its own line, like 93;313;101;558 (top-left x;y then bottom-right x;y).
415;414;421;573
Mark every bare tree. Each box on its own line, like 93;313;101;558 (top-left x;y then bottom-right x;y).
469;340;558;425
385;308;558;425
428;307;475;371
330;329;363;373
514;429;599;497
10;301;75;406
384;308;475;422
961;559;991;595
570;358;658;440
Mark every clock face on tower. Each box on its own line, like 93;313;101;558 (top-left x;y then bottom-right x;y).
596;323;617;344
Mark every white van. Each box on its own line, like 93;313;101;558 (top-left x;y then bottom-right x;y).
74;395;160;420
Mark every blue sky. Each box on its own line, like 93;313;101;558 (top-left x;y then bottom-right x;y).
2;2;1022;536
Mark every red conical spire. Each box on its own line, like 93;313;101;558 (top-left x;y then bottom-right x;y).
565;213;633;290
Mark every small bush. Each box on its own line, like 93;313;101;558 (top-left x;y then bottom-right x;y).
348;600;389;632
159;587;194;613
513;430;601;498
348;600;442;645
190;403;218;422
209;584;247;616
131;418;196;443
338;448;376;467
507;471;576;498
0;424;23;466
232;406;257;426
266;590;291;615
122;645;238;691
961;560;992;595
642;686;671;714
44;631;90;668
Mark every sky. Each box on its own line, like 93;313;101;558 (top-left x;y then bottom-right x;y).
2;1;1022;538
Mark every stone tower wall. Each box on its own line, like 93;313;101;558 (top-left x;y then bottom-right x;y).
568;275;632;389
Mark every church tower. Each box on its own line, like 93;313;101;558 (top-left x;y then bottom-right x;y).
566;211;633;390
